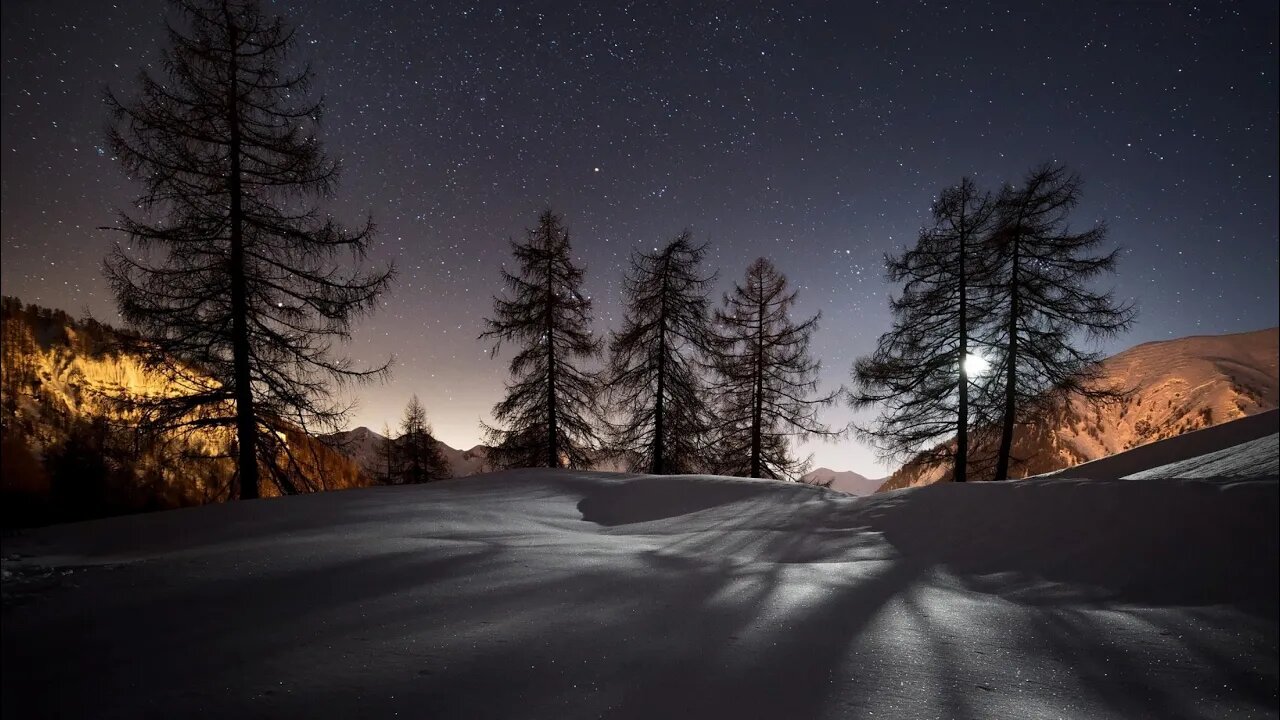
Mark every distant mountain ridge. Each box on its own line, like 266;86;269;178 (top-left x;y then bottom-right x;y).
881;327;1279;491
323;426;490;480
324;427;886;488
322;426;642;480
799;467;884;495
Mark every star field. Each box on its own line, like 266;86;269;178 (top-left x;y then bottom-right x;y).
2;1;1277;474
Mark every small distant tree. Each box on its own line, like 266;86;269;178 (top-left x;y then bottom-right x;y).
851;178;999;482
607;232;716;474
395;395;450;483
380;421;398;485
708;258;838;480
986;164;1136;480
46;417;115;520
481;210;603;470
799;473;836;489
103;0;392;498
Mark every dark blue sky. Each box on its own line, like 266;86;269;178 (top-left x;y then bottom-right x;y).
2;0;1276;473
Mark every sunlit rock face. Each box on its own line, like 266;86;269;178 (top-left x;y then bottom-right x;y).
1;298;369;524
882;327;1279;490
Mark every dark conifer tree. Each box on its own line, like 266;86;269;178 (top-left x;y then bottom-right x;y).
103;0;392;499
481;210;603;470
606;232;716;474
395;395;450;484
709;258;837;480
1;299;38;419
850;178;998;482
986;164;1136;480
380;421;398;485
46;417;115;521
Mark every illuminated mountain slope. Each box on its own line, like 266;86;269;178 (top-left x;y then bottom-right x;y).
1;298;368;523
882;327;1278;490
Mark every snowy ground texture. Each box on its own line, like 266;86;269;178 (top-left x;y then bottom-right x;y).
3;426;1277;719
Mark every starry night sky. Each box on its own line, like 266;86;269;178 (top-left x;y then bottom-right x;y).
2;1;1277;475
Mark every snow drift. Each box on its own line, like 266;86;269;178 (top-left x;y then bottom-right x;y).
3;418;1277;718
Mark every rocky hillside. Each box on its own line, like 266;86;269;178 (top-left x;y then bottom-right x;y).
0;297;369;525
881;327;1279;491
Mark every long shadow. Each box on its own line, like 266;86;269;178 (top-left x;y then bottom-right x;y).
251;540;931;719
2;544;503;719
4;471;1276;719
856;476;1280;616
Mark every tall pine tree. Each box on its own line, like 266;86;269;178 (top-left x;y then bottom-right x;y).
395;395;451;484
986;164;1136;480
851;178;998;482
709;258;837;480
103;0;392;499
481;210;603;470
606;232;716;474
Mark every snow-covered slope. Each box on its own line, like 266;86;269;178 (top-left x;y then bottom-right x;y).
799;467;884;495
1128;433;1278;480
4;440;1275;717
884;327;1279;490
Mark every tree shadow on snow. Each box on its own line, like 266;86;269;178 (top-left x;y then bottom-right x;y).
3;471;1276;719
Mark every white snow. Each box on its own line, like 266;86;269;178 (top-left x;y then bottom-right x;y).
2;417;1277;718
1125;433;1278;479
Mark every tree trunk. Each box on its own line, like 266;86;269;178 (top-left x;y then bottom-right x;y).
225;15;259;500
385;436;394;485
545;249;559;469
955;226;968;484
750;277;765;479
994;236;1019;481
652;256;669;475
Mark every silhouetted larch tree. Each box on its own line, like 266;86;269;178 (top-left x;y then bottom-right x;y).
380;421;398;485
851;178;998;482
986;164;1136;480
481;210;603;470
395;395;450;483
104;0;392;499
709;258;837;480
607;232;716;474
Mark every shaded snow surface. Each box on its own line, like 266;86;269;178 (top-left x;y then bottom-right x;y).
3;465;1277;718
